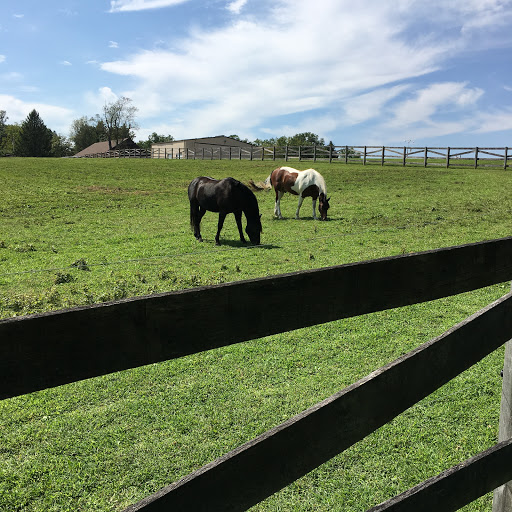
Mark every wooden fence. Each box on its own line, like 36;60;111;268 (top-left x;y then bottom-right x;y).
149;145;510;169
79;145;510;169
78;148;151;159
2;237;512;510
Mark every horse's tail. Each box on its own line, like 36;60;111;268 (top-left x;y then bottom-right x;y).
248;174;272;191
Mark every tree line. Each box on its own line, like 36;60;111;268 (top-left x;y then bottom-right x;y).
0;98;332;157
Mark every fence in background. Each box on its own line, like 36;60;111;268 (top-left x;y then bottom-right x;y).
2;238;512;511
148;145;510;169
75;145;510;169
78;148;151;159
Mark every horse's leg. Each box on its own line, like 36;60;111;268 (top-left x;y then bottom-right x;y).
190;201;203;241
275;190;284;219
215;212;227;246
234;210;247;243
295;195;304;219
311;198;318;220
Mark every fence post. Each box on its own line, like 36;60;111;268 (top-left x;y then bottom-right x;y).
403;146;407;166
493;284;512;512
314;145;317;162
345;146;348;164
285;146;289;162
381;146;385;166
329;145;333;163
475;147;479;169
505;148;509;170
273;146;276;161
363;146;367;165
299;146;302;161
424;147;428;167
446;147;451;168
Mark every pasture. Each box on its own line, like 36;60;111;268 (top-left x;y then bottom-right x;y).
1;157;512;511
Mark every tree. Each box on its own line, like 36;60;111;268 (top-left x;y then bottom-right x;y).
253;133;324;147
287;132;325;147
50;133;74;157
0;110;7;141
0;124;21;155
69;116;106;153
228;134;251;144
137;132;174;151
15;110;52;157
102;97;138;150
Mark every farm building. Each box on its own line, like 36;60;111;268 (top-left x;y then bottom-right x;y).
74;138;140;157
151;135;256;159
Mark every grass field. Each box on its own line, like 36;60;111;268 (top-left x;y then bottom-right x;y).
1;157;512;511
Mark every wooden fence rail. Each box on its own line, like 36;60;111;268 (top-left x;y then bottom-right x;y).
145;146;511;169
80;145;510;168
2;237;512;510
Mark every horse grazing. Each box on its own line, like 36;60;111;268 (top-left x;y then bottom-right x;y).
253;167;330;220
188;176;262;246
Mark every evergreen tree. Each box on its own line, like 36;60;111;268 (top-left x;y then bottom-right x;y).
15;110;52;157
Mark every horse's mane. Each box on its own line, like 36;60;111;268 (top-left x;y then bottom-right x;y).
236;180;260;215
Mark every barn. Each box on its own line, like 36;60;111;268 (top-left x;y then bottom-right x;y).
74;138;140;157
151;135;256;159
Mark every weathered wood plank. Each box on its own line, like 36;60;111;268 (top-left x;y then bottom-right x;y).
368;439;512;512
2;237;512;400
123;293;512;512
493;285;512;512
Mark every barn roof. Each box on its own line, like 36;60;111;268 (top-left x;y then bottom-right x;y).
152;135;255;147
74;138;138;157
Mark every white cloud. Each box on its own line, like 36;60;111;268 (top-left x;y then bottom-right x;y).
101;0;450;139
0;94;74;134
342;86;411;126
473;108;512;133
227;0;248;14
0;55;5;64
109;41;119;48
13;14;24;19
60;60;72;66
389;82;483;128
96;0;512;142
84;86;120;111
358;82;489;143
109;0;190;12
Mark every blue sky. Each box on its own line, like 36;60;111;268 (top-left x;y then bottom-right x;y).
1;0;512;147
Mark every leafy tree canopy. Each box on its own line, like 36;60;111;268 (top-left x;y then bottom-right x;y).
0;110;7;140
253;132;325;147
102;97;138;150
137;132;174;151
70;116;107;153
0;123;20;156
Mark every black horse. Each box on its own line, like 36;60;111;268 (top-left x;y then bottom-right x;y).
188;176;262;245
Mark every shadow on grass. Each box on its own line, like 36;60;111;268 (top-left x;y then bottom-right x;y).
200;239;281;249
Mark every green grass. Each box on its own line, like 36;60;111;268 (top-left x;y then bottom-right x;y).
1;157;512;511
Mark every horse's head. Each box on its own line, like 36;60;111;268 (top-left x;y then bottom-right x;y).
246;214;262;245
319;193;330;221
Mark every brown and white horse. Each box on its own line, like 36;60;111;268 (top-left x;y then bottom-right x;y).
263;167;330;220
